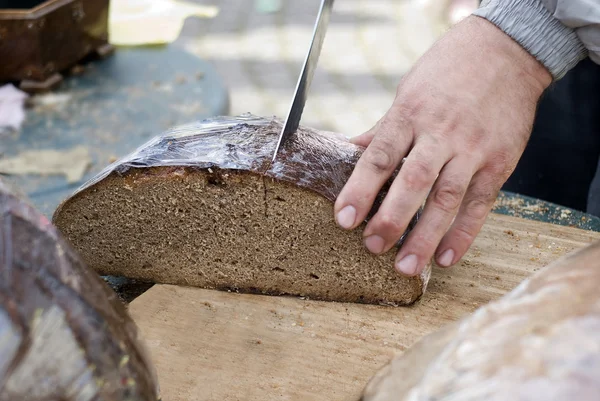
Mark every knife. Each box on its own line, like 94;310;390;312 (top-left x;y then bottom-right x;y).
271;0;335;162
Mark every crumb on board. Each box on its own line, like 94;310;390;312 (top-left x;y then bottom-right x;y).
493;193;592;228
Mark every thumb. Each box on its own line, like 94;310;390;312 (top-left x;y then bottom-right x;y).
349;129;376;147
350;116;384;147
350;113;388;148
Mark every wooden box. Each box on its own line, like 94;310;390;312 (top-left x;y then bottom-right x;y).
0;0;113;92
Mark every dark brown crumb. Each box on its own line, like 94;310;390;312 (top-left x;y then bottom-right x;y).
53;167;428;305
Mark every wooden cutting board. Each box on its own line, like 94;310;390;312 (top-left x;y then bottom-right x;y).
128;213;600;401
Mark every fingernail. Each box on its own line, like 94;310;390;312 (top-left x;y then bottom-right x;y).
396;254;418;276
437;249;455;267
365;235;385;254
336;205;356;229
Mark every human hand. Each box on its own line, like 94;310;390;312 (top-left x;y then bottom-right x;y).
334;16;552;276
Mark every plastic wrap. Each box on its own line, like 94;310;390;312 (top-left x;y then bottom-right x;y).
0;178;159;400
361;241;600;401
73;113;420;245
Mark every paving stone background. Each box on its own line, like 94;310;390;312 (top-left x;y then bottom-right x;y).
176;0;474;136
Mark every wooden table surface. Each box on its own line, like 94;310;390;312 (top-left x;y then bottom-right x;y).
129;213;600;401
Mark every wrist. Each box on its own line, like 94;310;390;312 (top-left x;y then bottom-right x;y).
456;16;552;98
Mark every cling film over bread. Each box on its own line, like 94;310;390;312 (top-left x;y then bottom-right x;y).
0;178;160;400
74;113;420;247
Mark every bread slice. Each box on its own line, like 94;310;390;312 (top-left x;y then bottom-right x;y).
53;114;431;305
0;177;159;400
360;240;600;400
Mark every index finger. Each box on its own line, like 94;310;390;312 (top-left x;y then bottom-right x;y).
362;138;451;255
334;116;413;230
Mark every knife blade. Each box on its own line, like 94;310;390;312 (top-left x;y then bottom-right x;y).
271;0;335;162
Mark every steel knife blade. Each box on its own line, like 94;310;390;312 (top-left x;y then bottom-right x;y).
271;0;335;162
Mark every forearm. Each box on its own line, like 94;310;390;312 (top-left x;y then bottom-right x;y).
473;0;589;80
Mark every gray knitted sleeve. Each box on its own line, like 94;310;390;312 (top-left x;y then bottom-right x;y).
473;0;595;80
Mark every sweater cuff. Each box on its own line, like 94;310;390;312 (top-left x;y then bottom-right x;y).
473;0;587;80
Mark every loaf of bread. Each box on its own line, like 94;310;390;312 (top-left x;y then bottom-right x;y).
53;114;430;305
0;178;159;400
360;240;600;400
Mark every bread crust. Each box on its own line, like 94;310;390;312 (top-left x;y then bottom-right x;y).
0;178;159;400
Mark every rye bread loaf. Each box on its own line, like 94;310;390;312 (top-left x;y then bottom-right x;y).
0;178;159;400
360;240;600;401
53;114;430;305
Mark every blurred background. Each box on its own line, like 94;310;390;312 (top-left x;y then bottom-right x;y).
175;0;475;135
